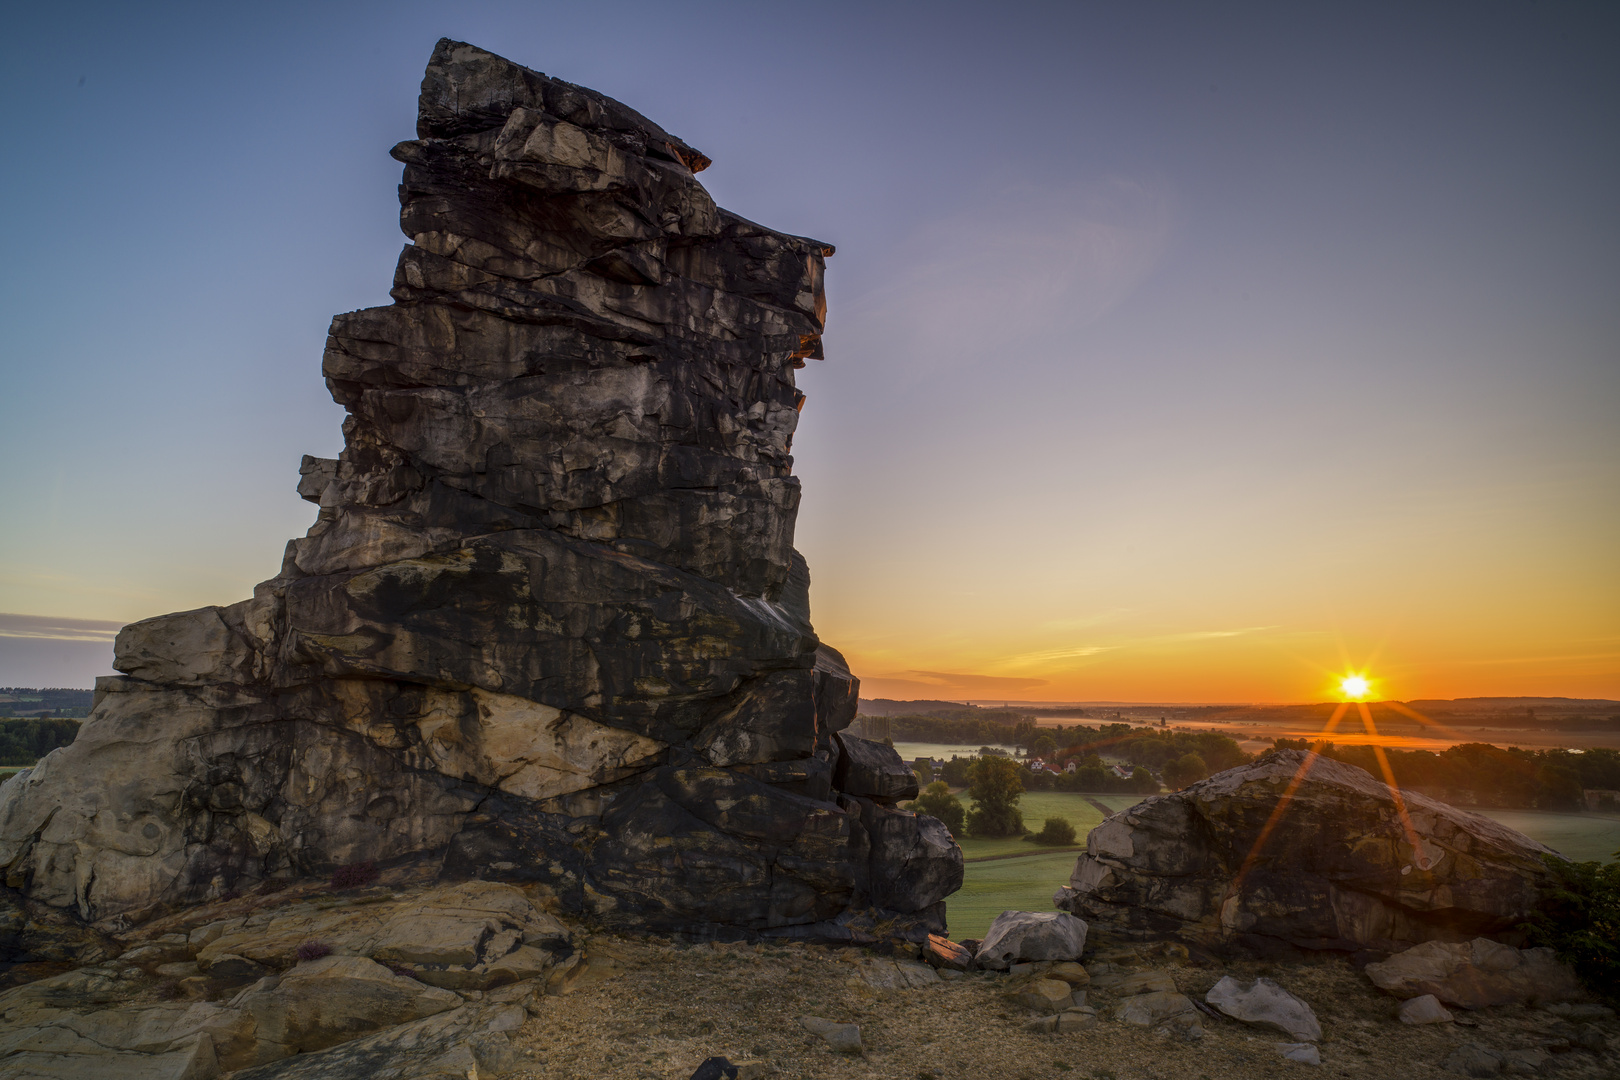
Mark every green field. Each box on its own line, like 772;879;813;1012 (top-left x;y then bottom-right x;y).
945;791;1112;938
947;851;1082;940
1477;810;1620;863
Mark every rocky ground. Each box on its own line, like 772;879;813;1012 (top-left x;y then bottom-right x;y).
510;936;1618;1080
1;877;1613;1079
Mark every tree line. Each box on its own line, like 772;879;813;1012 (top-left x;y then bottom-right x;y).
0;718;81;766
1274;740;1620;811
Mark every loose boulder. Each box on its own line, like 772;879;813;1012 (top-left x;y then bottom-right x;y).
1205;976;1321;1041
1398;994;1454;1025
0;37;962;946
1056;750;1561;954
975;911;1088;971
1363;938;1583;1009
1006;978;1075;1014
1115;990;1201;1035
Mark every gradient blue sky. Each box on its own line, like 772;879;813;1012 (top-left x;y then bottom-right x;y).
3;2;1617;700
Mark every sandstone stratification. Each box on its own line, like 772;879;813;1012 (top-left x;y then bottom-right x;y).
1055;750;1559;955
0;39;961;943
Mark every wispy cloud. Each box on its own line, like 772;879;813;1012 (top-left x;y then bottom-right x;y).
0;613;124;643
995;626;1277;669
864;669;1051;699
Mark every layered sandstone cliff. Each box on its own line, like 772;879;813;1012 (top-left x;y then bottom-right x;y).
0;39;961;943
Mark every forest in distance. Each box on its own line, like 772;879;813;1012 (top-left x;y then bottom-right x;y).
873;706;1620;812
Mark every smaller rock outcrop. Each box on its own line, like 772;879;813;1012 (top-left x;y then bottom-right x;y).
1364;938;1582;1009
1056;750;1561;955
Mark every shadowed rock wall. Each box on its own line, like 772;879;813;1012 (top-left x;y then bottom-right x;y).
0;39;961;943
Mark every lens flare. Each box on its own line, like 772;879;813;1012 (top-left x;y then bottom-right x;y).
1339;674;1370;700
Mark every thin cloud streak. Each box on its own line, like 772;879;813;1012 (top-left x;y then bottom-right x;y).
0;613;124;643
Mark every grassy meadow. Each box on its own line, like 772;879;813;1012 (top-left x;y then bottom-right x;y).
1477;809;1620;863
944;789;1141;938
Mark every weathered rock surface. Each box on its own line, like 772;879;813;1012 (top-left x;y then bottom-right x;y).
1056;750;1561;954
1205;975;1321;1041
0;881;559;1078
975;911;1088;970
0;38;960;946
1363;938;1583;1009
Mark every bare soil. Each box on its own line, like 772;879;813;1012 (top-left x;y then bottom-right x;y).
507;937;1619;1080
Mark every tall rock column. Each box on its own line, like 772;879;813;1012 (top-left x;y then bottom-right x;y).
0;39;962;943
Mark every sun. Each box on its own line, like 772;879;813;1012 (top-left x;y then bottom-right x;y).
1339;674;1371;701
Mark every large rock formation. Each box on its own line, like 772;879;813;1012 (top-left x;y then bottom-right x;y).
1055;750;1559;956
0;39;960;945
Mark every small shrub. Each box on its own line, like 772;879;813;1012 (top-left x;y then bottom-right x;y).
154;979;184;1000
1029;816;1078;846
330;860;379;889
1521;851;1620;1002
295;940;333;963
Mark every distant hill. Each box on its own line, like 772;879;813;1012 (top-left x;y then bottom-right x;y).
859;696;1620;731
858;698;981;717
0;687;95;718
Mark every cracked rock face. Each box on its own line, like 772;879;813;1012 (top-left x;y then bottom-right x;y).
0;39;961;944
1055;750;1558;955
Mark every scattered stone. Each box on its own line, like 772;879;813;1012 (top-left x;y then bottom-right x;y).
1441;1043;1504;1077
798;1015;862;1053
1543;1002;1614;1020
545;953;622;996
1364;939;1582;1009
975;911;1088;971
1103;970;1176;996
1500;1047;1549;1075
1047;962;1089;986
1057;1009;1098;1034
1276;1042;1322;1066
858;959;941;991
1115;990;1201;1031
1056;750;1563;954
1574;1023;1607;1052
1205;976;1322;1041
1399;994;1455;1025
1006;978;1075;1014
923;935;972;971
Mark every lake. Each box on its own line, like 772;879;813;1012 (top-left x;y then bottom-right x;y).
892;741;1022;762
